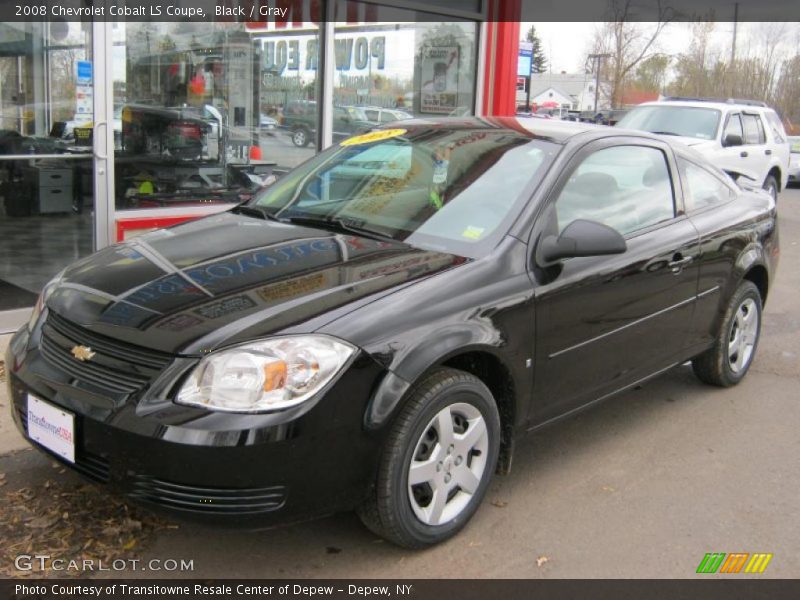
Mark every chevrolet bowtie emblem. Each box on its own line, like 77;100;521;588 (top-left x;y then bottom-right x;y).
70;345;96;362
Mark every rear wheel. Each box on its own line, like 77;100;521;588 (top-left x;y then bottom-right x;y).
291;127;310;147
763;174;778;203
358;368;500;548
692;280;762;387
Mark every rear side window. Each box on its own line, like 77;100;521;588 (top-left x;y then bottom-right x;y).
680;158;736;212
555;145;675;236
764;110;786;143
742;114;766;144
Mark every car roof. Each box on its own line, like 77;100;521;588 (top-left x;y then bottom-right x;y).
378;116;617;144
633;99;773;113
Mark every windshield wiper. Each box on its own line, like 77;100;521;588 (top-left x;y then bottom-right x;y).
649;130;680;136
232;204;285;222
283;215;400;243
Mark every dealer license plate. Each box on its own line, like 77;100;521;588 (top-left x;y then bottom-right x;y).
27;395;75;463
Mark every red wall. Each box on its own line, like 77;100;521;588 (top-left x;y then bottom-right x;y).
483;0;521;116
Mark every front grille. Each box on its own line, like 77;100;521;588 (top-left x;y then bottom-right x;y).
16;405;110;483
48;312;172;369
40;312;171;394
129;476;287;515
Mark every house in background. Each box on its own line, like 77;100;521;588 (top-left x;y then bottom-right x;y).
522;72;611;111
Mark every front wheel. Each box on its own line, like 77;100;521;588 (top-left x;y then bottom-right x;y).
763;174;778;203
692;280;762;387
358;368;501;548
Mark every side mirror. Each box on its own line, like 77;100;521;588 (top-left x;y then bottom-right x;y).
723;133;743;147
538;219;627;264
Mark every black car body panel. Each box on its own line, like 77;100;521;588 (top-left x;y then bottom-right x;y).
6;117;779;524
46;211;465;355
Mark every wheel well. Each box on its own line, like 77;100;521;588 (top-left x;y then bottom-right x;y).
442;351;517;475
743;265;769;304
768;166;782;191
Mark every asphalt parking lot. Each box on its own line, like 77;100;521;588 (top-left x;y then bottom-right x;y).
1;189;798;579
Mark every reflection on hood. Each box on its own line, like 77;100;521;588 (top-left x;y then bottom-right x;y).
46;212;466;354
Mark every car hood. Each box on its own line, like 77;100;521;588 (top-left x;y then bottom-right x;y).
664;135;716;150
45;212;465;355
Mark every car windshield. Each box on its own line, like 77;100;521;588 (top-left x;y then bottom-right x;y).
251;128;558;257
343;106;369;121
789;137;800;153
617;105;721;140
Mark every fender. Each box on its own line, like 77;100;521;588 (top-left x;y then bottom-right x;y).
730;242;770;297
711;242;770;335
363;326;528;431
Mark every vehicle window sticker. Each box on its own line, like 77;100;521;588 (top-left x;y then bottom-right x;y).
462;226;485;240
340;128;407;146
429;143;453;210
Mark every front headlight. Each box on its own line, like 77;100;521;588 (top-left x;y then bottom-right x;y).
175;336;356;413
28;270;65;331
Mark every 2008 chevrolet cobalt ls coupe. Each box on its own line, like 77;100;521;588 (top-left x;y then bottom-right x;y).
7;118;778;548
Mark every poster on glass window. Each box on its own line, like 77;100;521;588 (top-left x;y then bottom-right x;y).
420;46;459;114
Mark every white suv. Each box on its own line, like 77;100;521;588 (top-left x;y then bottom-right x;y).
616;98;791;201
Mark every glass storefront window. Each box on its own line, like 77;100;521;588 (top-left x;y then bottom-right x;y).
333;3;479;120
0;22;94;314
113;19;320;211
0;3;482;324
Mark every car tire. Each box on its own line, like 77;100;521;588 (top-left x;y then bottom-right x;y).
692;280;762;387
763;174;778;203
292;128;310;147
357;367;501;549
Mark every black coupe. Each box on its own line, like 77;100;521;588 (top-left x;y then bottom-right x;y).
7;117;779;548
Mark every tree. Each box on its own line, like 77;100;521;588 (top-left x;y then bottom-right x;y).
774;55;800;126
589;0;672;107
632;54;670;93
524;25;548;74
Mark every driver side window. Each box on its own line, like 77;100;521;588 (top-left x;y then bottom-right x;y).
555;145;675;236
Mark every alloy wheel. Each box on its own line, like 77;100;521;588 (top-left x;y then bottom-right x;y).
292;130;307;146
728;297;759;373
407;402;489;526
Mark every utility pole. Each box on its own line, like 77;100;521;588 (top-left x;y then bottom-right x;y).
588;53;611;113
730;2;739;66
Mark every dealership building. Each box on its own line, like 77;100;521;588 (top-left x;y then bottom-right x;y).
0;1;522;331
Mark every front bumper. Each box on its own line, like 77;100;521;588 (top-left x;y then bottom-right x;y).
6;324;389;525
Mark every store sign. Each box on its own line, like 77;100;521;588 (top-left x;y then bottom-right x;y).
75;60;93;123
420;46;460;114
263;36;385;74
76;60;92;84
518;42;532;77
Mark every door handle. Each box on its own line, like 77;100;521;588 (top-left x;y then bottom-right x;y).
765;149;772;155
740;151;748;158
93;121;108;160
668;255;693;274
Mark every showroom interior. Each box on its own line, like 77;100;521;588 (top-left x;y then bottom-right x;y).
0;1;521;332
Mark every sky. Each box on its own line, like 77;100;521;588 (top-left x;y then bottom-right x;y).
526;22;799;78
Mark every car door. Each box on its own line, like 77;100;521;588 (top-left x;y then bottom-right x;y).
530;139;701;424
716;112;757;181
676;156;747;351
332;107;352;142
718;111;772;184
741;112;772;184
